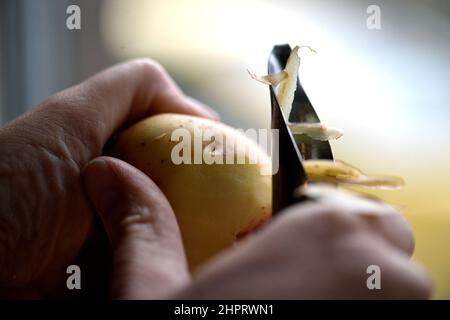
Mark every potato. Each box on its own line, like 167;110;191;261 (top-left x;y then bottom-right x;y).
303;160;404;189
110;113;271;270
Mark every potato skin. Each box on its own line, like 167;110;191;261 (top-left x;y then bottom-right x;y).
111;113;271;270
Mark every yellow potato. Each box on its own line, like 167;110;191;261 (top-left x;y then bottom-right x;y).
111;113;272;270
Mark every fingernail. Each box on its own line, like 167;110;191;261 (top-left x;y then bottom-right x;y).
82;158;120;215
203;106;220;121
186;96;220;120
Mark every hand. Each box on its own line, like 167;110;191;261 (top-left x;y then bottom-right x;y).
81;157;431;299
174;189;432;299
0;59;217;298
0;58;431;300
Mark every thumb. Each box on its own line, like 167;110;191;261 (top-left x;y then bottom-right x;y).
82;156;190;299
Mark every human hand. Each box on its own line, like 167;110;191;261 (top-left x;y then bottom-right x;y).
81;162;432;299
0;59;217;298
174;188;432;299
0;58;431;300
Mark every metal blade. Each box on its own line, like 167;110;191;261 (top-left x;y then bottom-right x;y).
269;44;333;160
270;85;307;214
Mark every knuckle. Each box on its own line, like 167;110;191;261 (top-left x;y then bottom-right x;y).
314;206;358;227
106;202;160;244
359;211;415;256
280;203;362;239
129;58;167;81
121;204;156;228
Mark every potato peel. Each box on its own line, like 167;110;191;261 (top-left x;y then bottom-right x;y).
277;46;301;117
247;45;403;191
288;122;343;141
303;160;405;189
247;69;288;86
247;45;316;119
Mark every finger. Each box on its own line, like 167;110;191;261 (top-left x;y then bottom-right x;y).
331;233;433;299
73;59;219;133
82;156;190;299
6;59;219;165
277;201;427;298
176;205;431;299
369;245;433;299
295;185;415;256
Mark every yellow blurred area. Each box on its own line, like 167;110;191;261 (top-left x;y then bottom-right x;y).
99;0;450;298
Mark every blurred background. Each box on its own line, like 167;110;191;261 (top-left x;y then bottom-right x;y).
0;0;449;298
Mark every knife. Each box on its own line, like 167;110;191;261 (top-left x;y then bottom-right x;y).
269;44;334;215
